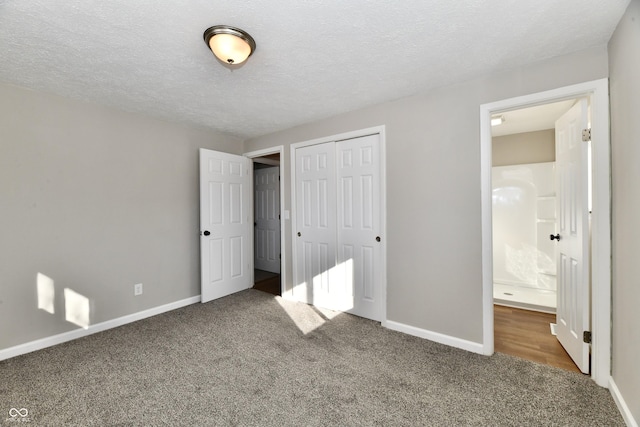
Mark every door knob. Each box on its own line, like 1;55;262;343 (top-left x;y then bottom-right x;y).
376;236;381;242
203;230;211;236
297;232;301;237
549;233;560;241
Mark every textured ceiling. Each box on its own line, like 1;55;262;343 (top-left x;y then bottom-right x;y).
0;1;630;139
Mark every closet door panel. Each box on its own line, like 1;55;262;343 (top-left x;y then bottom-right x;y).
294;142;338;307
337;134;383;321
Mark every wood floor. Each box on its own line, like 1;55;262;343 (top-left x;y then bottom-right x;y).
494;305;581;373
252;269;281;296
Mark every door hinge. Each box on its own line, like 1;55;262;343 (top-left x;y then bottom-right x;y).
583;331;592;344
582;128;591;142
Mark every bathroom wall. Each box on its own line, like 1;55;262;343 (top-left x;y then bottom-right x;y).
492;129;555;167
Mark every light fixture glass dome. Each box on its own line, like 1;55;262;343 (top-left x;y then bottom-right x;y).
204;25;256;65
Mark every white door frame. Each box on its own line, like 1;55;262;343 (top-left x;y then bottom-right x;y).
290;125;388;323
244;146;286;295
480;79;611;387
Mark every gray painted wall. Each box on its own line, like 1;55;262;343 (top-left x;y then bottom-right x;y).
609;0;640;421
0;82;242;350
245;46;608;344
492;129;555;167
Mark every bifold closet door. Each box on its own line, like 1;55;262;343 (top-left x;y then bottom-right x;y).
294;134;383;321
294;142;339;307
336;134;383;321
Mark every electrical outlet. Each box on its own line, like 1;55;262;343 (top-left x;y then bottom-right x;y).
134;283;143;296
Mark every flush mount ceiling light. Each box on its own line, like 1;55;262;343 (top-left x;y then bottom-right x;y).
203;25;256;65
491;115;505;126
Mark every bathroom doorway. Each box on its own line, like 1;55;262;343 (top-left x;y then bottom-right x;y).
490;99;586;372
481;79;611;386
490;100;577;313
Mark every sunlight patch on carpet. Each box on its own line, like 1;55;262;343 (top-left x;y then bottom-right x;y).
275;296;340;335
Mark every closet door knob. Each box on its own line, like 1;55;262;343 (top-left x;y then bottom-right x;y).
549;234;560;241
376;236;381;242
203;230;211;236
297;232;301;237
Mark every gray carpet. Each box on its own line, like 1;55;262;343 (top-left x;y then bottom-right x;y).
0;289;624;426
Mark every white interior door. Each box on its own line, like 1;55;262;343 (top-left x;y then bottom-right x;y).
254;166;281;274
294;142;338;307
554;99;590;373
200;148;252;303
336;134;383;321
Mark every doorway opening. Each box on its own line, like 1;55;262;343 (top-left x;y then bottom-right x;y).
480;79;611;387
253;154;281;296
490;99;583;372
244;146;286;298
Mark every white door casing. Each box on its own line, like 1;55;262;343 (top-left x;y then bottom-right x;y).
254;166;281;274
292;132;384;321
481;79;610;387
336;134;383;321
294;142;338;307
200;148;252;303
554;99;590;373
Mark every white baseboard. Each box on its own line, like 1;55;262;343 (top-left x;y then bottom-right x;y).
0;295;201;362
610;376;639;427
384;320;484;355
